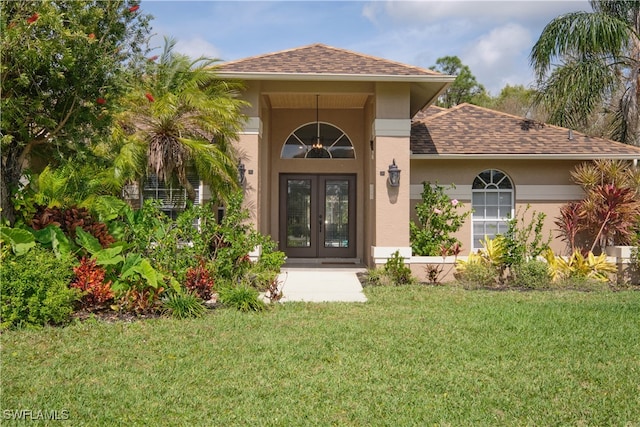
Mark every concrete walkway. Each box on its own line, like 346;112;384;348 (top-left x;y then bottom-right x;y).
277;266;367;303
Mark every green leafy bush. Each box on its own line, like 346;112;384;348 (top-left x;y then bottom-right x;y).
502;205;551;267
511;259;552;289
162;290;207;319
410;182;470;256
1;247;79;329
218;285;266;312
384;251;416;285
454;237;507;288
454;260;497;289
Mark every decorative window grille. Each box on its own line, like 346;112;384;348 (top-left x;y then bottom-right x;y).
471;169;514;249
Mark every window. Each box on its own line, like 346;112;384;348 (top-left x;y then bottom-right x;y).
142;172;201;219
471;169;513;249
281;122;355;159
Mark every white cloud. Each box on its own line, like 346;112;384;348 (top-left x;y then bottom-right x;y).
372;0;590;26
174;37;222;60
462;23;534;93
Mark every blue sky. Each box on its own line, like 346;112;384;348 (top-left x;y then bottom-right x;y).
141;0;591;95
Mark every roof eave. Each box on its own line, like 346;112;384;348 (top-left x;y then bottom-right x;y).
214;71;456;84
410;153;640;160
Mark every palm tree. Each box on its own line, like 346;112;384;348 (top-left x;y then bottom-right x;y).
120;38;248;203
530;1;639;145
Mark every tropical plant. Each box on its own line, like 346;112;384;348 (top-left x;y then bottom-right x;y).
455;236;508;287
184;260;215;301
410;182;471;256
0;225;36;257
543;248;616;283
530;1;640;145
1;0;152;224
118;38;248;203
556;160;640;253
0;246;79;329
218;285;266;312
70;257;115;310
161;290;206;319
30;205;115;248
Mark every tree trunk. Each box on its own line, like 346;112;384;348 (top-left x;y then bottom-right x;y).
1;145;24;226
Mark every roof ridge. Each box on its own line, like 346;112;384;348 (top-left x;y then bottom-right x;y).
219;43;444;76
452;103;614;142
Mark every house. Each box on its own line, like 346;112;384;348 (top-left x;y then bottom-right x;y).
207;43;640;269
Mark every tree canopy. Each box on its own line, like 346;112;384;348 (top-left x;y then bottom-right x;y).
1;0;152;224
530;0;640;145
429;56;487;108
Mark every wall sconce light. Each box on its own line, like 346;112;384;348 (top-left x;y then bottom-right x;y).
237;161;246;185
388;159;401;187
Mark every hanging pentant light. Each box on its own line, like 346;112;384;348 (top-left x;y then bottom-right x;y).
312;94;323;149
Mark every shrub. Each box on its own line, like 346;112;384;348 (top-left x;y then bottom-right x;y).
384;251;416;285
454;257;497;289
184;260;215;300
361;268;394;287
557;160;640;253
544;249;616;283
0;247;79;329
162;290;206;319
511;259;551;289
70;257;114;309
502;205;551;267
30;205;115;248
410;182;470;256
218;285;266;312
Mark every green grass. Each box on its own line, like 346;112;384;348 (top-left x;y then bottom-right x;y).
2;286;639;426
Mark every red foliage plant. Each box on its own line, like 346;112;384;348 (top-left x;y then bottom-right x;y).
30;205;115;248
71;257;114;309
556;184;640;253
184;261;215;300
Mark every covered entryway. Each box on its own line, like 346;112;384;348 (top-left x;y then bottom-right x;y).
279;174;356;258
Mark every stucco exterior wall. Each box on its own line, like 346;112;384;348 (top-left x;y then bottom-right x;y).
410;158;586;255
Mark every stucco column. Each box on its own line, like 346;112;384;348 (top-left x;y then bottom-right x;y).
371;119;412;264
237;116;261;230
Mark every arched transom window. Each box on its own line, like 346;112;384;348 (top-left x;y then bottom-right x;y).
471;169;514;249
281;122;355;159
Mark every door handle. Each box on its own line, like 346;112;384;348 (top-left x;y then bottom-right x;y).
318;214;323;233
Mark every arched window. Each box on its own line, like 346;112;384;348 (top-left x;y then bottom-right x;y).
281;122;355;159
471;169;514;249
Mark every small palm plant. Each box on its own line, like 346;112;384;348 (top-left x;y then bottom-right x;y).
119;37;249;203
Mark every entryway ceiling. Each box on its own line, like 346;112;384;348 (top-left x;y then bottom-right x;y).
266;93;370;109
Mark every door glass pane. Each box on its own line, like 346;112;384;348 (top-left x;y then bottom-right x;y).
324;180;349;248
287;180;311;248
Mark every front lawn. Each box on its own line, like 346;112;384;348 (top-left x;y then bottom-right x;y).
1;286;639;425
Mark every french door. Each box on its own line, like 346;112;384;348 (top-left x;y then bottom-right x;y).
279;174;356;258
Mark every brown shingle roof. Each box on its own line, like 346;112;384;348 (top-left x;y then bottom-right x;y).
411;103;640;158
217;43;441;76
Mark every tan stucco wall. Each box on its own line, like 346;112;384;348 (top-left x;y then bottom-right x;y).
410;159;585;255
